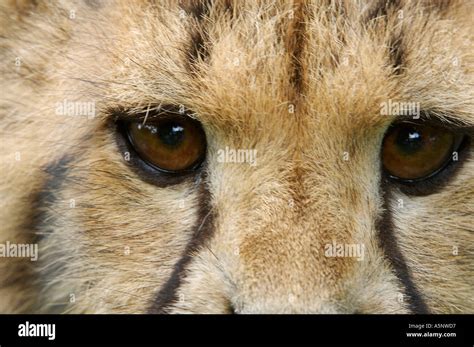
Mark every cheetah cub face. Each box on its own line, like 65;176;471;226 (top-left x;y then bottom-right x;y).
0;0;472;313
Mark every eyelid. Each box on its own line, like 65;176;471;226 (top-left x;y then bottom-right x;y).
111;105;195;124
393;112;473;131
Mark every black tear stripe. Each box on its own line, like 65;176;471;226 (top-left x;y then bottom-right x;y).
377;186;430;313
148;173;215;313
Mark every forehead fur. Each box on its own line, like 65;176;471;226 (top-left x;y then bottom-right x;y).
3;0;472;123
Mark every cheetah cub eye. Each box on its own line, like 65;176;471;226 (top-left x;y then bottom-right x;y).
118;106;207;174
382;120;467;183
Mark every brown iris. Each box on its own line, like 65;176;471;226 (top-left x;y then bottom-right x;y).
382;122;458;181
127;116;206;173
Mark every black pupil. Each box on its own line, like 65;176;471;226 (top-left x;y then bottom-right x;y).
396;126;423;154
157;121;185;147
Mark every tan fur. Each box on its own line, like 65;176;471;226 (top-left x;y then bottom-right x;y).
0;0;472;313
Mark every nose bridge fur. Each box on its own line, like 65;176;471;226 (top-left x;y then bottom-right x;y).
196;90;385;311
232;149;365;310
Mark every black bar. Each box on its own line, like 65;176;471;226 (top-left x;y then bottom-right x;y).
0;314;472;345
